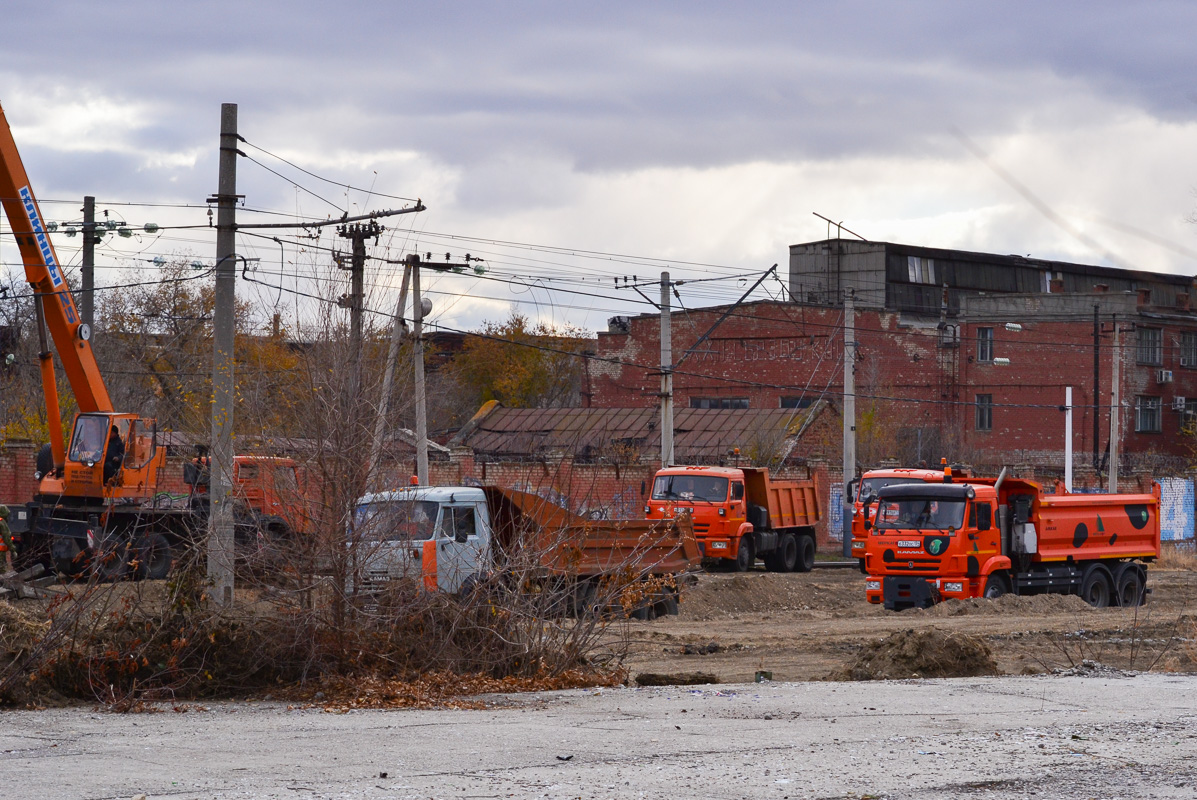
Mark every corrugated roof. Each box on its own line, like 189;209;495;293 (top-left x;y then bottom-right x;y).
458;403;829;463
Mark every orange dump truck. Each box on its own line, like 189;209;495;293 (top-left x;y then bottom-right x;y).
862;468;1160;610
647;466;821;572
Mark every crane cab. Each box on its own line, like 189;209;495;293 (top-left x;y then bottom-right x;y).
41;412;166;499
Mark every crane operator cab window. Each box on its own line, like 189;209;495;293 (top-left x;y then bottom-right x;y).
68;414;111;466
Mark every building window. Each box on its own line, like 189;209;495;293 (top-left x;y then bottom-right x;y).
976;327;994;362
690;397;749;410
1181;331;1197;367
1137;327;1163;365
975;394;993;431
779;396;814;409
907;256;936;285
1183;399;1197;429
1135;396;1162;433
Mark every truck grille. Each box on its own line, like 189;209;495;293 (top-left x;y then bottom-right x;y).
693;522;710;533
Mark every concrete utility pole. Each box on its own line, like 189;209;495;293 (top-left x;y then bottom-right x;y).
1064;386;1073;492
207;103;239;607
81;195;96;329
413;263;429;484
337;220;380;402
366;263;412;491
1109;319;1120;492
660;271;674;467
842;290;856;557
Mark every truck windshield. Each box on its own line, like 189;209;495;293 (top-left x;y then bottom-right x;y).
860;476;922;499
68;414;110;464
873;497;966;532
353;500;439;541
652;475;729;503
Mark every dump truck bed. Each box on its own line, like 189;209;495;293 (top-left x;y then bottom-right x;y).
484;487;700;577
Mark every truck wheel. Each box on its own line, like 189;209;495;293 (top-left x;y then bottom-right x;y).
133;534;173;580
1080;565;1113;608
630;602;657;621
734;539;755;572
857;558;867;575
982;573;1009;599
793;535;815;573
1114;564;1147;607
93;541;130;581
764;534;797;572
654;590;680;617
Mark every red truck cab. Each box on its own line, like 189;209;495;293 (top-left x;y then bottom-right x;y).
850;468;947;571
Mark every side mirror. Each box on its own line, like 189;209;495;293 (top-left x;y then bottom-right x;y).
861;492;875;530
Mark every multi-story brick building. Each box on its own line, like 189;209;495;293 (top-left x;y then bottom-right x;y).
589;239;1197;482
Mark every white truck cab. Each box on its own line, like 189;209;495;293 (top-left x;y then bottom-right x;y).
352;486;490;593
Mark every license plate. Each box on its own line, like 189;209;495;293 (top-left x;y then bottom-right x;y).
897;540;921;548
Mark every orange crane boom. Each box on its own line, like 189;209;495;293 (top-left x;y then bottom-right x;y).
0;101;112;467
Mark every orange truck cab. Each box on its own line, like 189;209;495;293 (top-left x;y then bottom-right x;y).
862;469;1160;610
849;468;950;572
646;465;821;572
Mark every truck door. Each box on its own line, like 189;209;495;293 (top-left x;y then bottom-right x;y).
435;503;487;593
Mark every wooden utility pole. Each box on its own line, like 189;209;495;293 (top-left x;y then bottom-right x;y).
207;103;239;607
366;263;412;490
842;290;856;557
660;271;674;467
81;195;96;329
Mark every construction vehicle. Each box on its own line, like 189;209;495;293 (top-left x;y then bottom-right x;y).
351;485;700;617
646;465;821;572
861;465;1160;610
848;467;955;572
1;100;305;579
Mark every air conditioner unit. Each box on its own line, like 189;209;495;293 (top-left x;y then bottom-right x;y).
1173;397;1188;411
1157;369;1174;384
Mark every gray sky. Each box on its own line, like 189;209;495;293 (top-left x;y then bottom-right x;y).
3;1;1197;334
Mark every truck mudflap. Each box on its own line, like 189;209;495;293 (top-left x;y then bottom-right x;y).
883;575;939;611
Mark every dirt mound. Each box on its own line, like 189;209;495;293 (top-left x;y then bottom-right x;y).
679;573;853;620
635;672;720;687
832;628;998;681
921;592;1094;617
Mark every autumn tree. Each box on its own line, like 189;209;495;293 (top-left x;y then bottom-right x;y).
443;311;592;419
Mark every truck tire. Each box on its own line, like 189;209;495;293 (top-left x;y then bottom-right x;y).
764;534;798;572
734;538;755;572
1080;564;1113;608
983;573;1009;599
653;590;680;617
133;534;173;580
793;535;815;573
1113;563;1147;607
92;540;130;581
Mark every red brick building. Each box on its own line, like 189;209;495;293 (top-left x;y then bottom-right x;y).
589;240;1197;483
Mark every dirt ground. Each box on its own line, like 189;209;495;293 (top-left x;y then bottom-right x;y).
623;565;1197;683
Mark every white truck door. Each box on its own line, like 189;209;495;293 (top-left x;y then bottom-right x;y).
435;503;486;593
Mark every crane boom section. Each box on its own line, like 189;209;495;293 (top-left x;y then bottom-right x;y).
0;101;112;412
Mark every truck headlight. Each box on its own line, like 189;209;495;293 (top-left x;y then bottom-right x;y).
865;580;881;591
943;581;964;593
851;540;864;551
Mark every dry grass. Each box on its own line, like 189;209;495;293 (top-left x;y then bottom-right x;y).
1156;543;1197;571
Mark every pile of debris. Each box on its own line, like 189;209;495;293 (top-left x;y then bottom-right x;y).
0;564;57;601
831;627;999;681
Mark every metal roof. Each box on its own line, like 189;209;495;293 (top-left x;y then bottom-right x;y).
456;403;829;463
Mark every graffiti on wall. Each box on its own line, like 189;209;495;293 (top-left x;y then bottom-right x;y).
827;485;843;543
1159;478;1194;542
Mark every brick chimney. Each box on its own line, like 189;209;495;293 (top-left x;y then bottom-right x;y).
1137;288;1152;308
1048;278;1065;293
1177;292;1191;312
1093;284;1108;293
